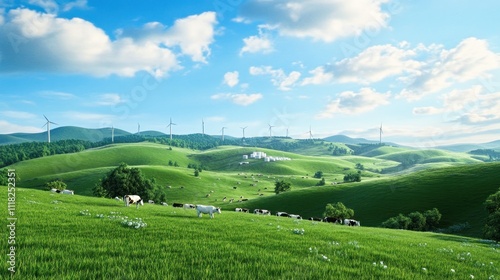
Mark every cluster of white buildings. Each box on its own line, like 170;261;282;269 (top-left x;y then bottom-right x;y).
242;151;291;163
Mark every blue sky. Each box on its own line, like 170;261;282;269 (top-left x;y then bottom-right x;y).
1;0;499;147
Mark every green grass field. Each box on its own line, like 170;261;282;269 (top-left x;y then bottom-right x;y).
1;188;499;279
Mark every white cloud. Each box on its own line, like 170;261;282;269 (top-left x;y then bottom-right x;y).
1;110;37;119
0;9;218;77
332;44;421;84
62;0;88;12
0;120;42;134
223;71;239;87
28;0;58;14
39;91;76;100
316;87;390;118
94;93;126;106
399;37;500;100
211;93;263;106
301;66;333;85
239;0;390;42
249;66;301;91
240;34;273;55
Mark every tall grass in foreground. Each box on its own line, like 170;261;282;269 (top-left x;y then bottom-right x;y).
1;188;499;279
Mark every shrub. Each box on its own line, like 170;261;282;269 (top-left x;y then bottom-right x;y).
313;171;323;179
45;179;67;191
407;212;426;231
323;202;354;221
274;180;291;194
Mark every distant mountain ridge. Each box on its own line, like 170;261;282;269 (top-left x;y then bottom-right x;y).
1;126;499;151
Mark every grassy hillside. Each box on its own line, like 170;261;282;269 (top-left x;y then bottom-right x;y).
8;143;499;238
236;163;500;237
1;188;498;279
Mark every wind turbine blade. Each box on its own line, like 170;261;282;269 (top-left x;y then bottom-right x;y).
43;115;49;122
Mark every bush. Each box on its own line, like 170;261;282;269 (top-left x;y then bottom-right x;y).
45;179;67;191
274;180;291;194
343;171;361;183
316;178;325;186
484;188;500;242
313;171;323;179
381;208;441;232
323;202;354;221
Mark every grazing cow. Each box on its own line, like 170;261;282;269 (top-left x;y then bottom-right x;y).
323;217;341;224
241;198;248;201
160;202;168;206
289;214;302;220
254;209;271;215
309;217;323;221
148;200;155;204
222;196;227;202
61;189;74;195
229;198;234;203
235;208;243;212
344;219;360;226
123;195;144;209
50;188;60;193
196;205;221;218
241;208;249;213
183;203;196;209
114;196;122;201
206;194;211;198
172;203;184;208
276;212;289;217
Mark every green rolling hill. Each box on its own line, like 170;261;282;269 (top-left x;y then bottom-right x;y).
6;142;499;239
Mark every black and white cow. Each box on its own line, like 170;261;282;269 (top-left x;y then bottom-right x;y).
323;217;341;224
254;209;271;215
288;214;302;220
183;203;196;209
124;195;144;209
308;217;323;221
172;203;184;208
235;208;243;212
344;219;360;226
276;212;289;217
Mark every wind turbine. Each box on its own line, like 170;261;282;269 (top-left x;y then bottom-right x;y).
240;126;247;139
202;119;205;136
308;126;313;140
286;127;289;138
268;124;275;137
42;115;58;143
137;123;140;135
379;123;383;145
221;127;227;141
167;118;176;140
111;126;114;143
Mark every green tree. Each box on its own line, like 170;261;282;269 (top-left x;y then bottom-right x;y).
313;171;323;179
381;213;411;229
423;208;442;230
194;169;200;177
274;180;291;194
343;171;361;183
484;188;500;241
45;179;67;191
96;163;156;200
316;177;325;186
407;211;426;231
323;202;354;221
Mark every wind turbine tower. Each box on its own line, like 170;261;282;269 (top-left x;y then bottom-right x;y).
221;127;227;142
240;126;247;139
268;124;275;137
308;126;313;140
167;118;176;140
202;119;205;136
43;115;58;143
286;127;289;138
379;123;383;145
111;126;114;143
137;123;140;135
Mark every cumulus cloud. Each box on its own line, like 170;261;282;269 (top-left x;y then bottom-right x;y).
239;0;390;42
223;71;239;87
240;34;273;55
249;66;301;91
316;87;390;118
301;66;333;86
0;8;218;77
211;93;263;106
399;37;500;100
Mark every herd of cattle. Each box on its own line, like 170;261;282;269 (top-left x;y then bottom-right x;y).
121;194;360;226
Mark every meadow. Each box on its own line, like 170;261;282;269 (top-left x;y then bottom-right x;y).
1;188;499;279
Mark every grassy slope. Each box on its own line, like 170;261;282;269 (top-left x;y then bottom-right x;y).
236;163;500;237
1;188;498;279
8;143;499;238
